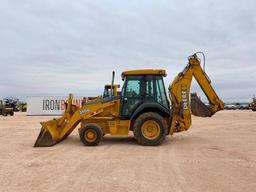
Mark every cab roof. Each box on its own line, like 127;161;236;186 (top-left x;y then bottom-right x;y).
121;69;166;78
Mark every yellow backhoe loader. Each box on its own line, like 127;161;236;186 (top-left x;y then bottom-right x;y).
34;52;224;147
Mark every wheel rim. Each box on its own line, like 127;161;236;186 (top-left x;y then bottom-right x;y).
84;129;97;142
141;120;160;140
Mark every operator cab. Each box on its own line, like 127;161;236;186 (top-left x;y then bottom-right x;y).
103;85;120;98
103;85;112;98
120;69;170;118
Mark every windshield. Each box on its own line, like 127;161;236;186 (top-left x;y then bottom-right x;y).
103;87;110;97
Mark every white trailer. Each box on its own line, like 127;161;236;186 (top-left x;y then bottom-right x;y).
27;96;86;115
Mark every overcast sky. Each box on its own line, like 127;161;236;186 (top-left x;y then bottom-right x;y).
0;0;255;102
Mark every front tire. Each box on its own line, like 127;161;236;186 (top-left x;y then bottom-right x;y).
133;112;168;146
79;124;103;146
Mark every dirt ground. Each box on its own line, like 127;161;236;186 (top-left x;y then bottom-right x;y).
0;111;255;192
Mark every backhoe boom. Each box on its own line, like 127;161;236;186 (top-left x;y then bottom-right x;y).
169;53;224;134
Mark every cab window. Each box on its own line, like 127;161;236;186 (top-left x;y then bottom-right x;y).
155;76;168;108
121;76;143;117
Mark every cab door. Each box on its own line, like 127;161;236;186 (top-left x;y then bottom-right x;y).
121;75;144;118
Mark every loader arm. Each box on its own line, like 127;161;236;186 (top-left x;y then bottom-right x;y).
34;94;117;147
168;53;224;134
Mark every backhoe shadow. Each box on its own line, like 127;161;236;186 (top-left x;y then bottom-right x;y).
37;134;197;148
57;135;138;147
102;136;137;146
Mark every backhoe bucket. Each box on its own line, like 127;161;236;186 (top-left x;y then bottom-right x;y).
191;93;212;117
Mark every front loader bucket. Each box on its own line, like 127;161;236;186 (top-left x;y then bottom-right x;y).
34;127;56;147
34;119;66;147
191;93;212;117
34;94;80;147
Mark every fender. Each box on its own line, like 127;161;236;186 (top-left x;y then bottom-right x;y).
131;102;170;120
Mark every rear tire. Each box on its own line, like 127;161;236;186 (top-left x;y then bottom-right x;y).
2;111;7;116
133;112;167;146
10;111;14;116
79;124;103;146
